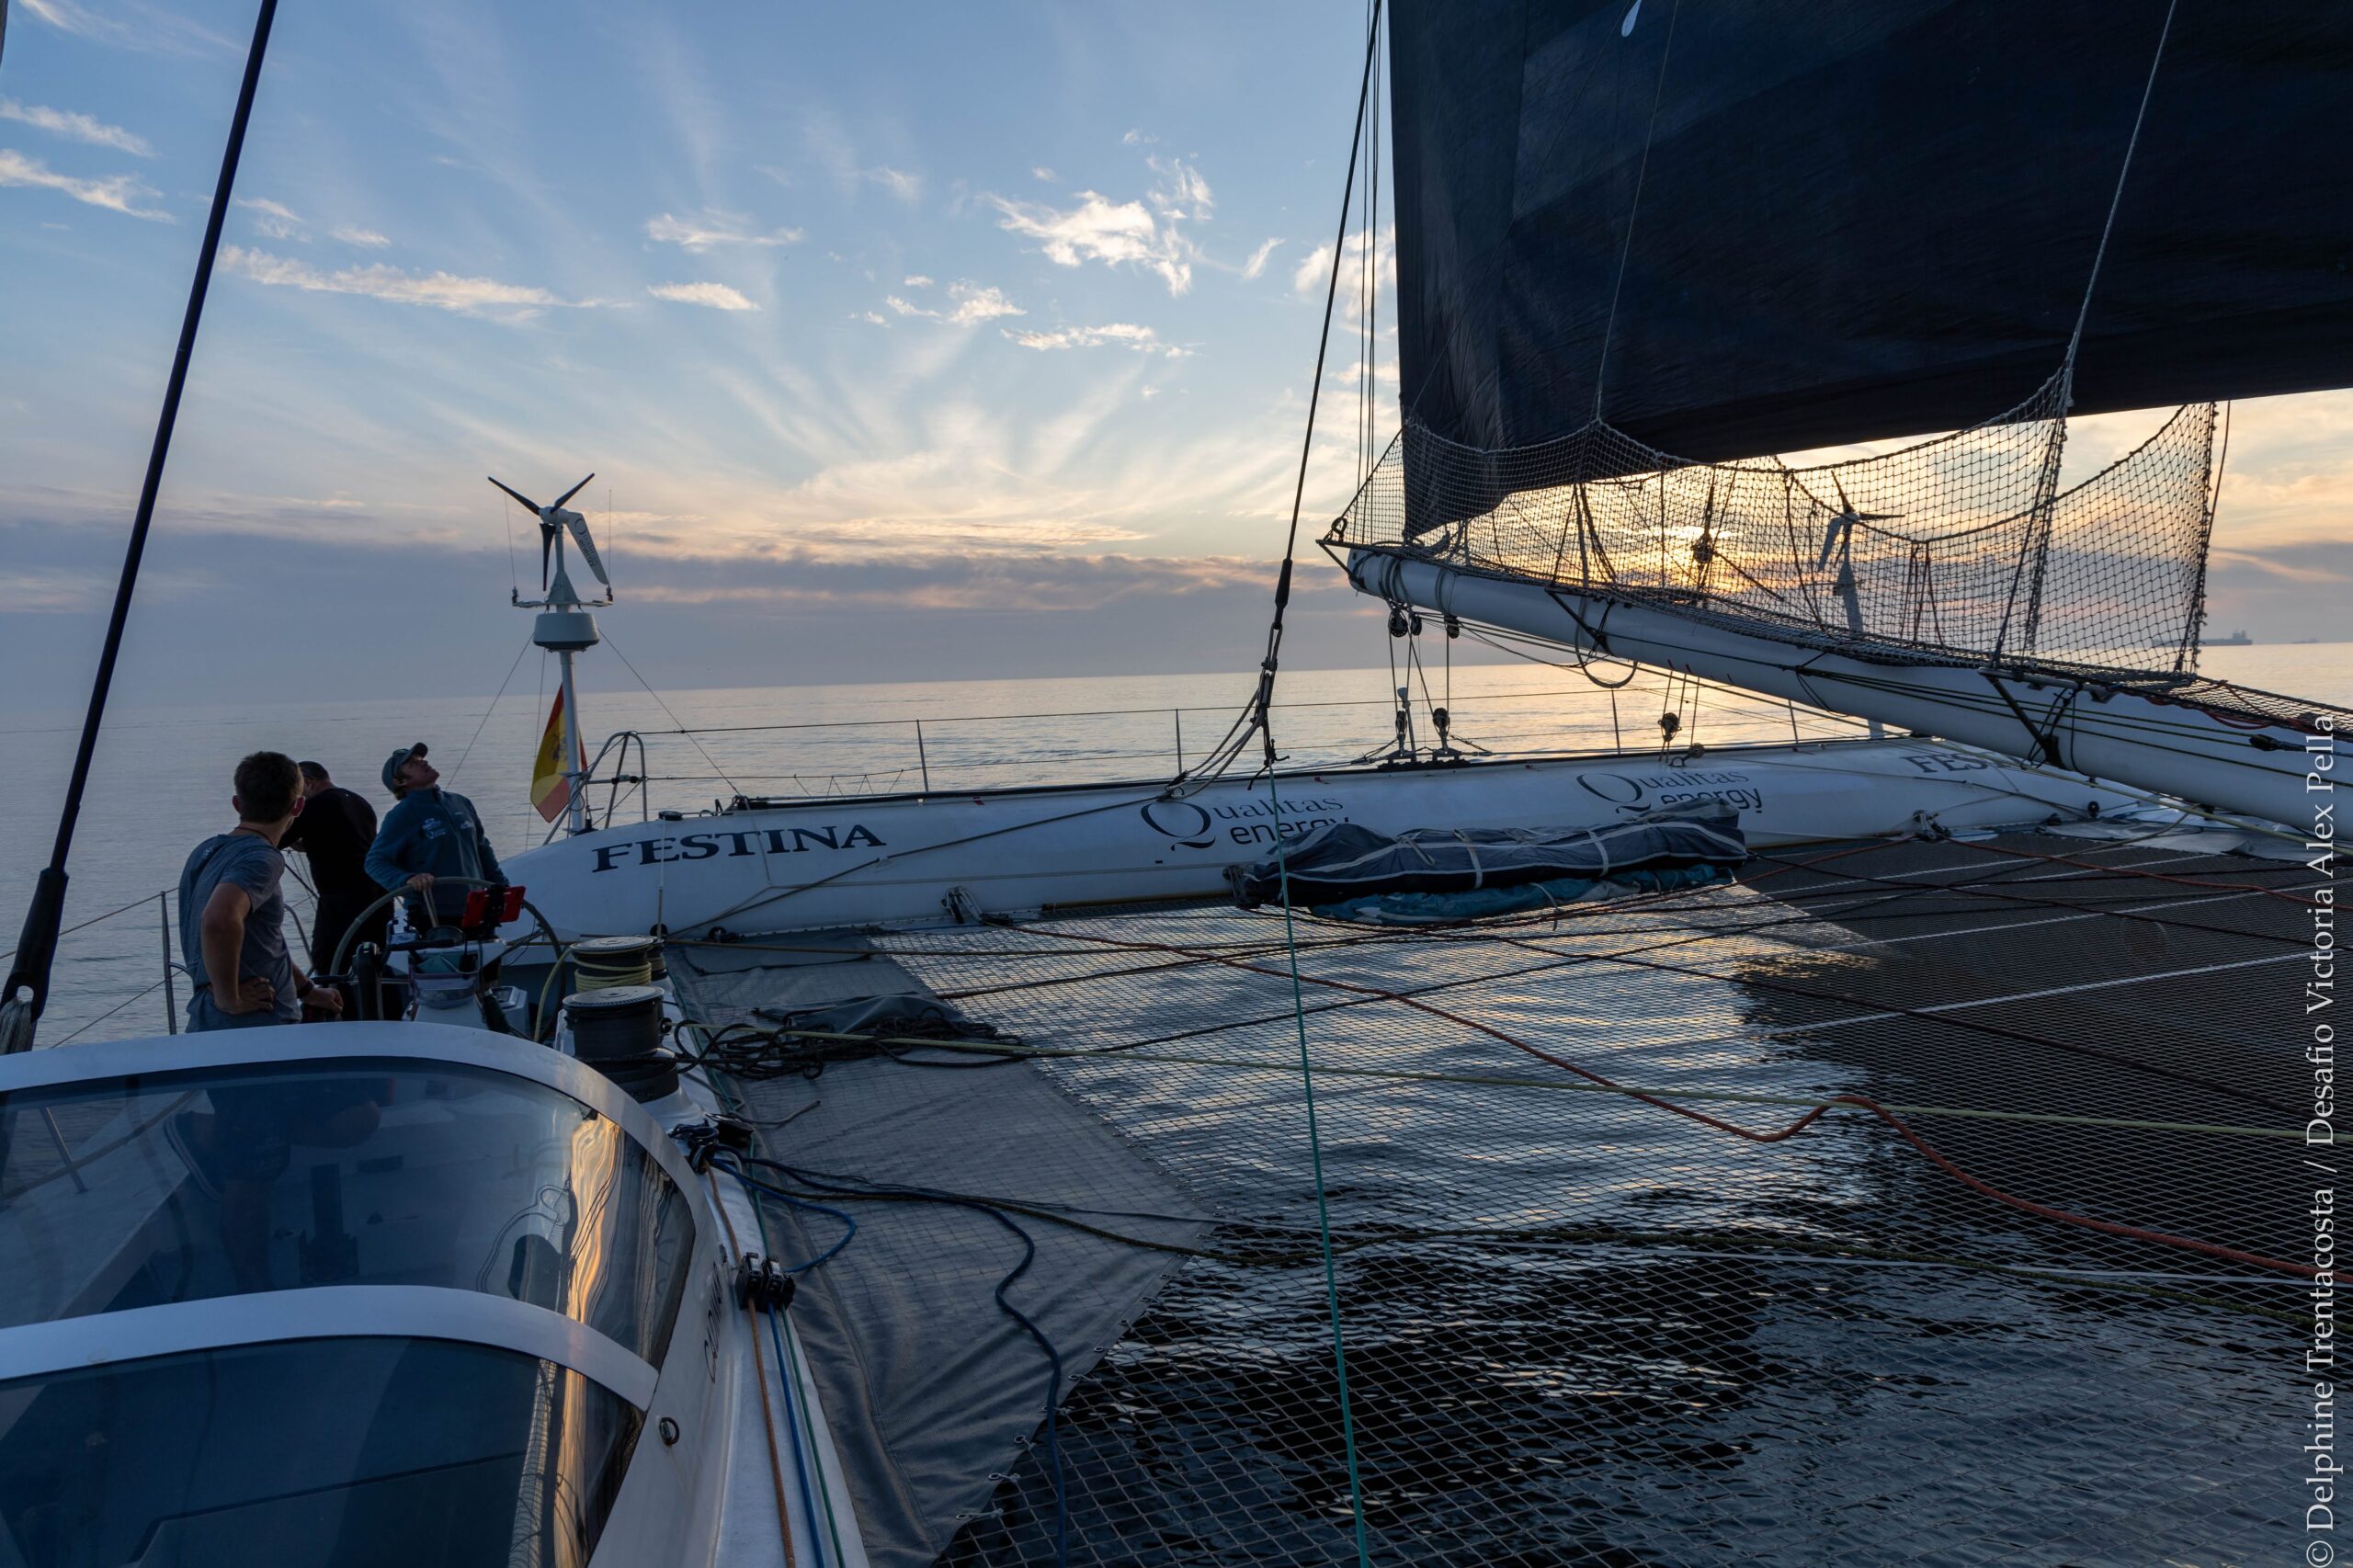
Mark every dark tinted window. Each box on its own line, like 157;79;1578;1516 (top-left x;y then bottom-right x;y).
0;1059;693;1367
0;1337;638;1568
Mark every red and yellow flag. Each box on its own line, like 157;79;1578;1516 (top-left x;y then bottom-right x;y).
531;690;581;824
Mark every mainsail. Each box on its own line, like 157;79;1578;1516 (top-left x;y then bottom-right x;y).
1390;0;2353;466
1341;0;2352;824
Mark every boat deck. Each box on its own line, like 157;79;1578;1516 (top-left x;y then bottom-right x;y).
688;827;2318;1564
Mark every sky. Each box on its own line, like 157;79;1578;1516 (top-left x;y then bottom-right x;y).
1;0;2347;718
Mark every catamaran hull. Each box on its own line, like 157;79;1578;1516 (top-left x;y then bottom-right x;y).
1349;548;2335;829
503;740;2131;940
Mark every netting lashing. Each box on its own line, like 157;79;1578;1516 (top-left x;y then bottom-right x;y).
1328;375;2227;678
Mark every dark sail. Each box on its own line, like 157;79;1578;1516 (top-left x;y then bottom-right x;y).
1390;0;2353;464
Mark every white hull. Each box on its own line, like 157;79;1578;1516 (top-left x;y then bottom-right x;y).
504;739;2134;940
1349;549;2335;827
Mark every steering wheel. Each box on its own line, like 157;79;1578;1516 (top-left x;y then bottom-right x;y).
328;876;563;983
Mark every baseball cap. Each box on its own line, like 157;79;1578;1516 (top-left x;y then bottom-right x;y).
381;741;429;794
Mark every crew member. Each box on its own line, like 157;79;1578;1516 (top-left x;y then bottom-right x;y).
366;741;507;930
177;750;345;1031
280;760;386;979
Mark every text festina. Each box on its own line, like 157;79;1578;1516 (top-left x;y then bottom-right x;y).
589;824;884;873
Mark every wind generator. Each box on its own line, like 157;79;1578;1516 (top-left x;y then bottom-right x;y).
492;472;609;835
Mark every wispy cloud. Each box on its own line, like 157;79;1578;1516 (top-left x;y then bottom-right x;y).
1146;155;1211;218
235;196;305;240
0;149;169;220
331;224;390;248
988;157;1211;296
1120;129;1159;146
903;274;935;288
1292;226;1394;324
1006;323;1186;359
885;280;1024;325
1242;238;1281;280
865;165;921;203
0;99;151;156
220;246;576;319
644;210;804;251
649;280;757;312
1031;165;1058;183
13;0;236;56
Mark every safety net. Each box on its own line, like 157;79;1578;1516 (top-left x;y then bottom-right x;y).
708;824;2317;1564
1326;377;2227;679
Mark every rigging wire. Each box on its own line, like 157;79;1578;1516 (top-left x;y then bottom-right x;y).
446;632;538;787
1591;0;1683;422
1184;0;1387;789
1;0;280;1048
599;629;745;801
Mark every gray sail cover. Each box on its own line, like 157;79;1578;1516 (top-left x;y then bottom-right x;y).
1391;1;2353;468
1233;813;1745;906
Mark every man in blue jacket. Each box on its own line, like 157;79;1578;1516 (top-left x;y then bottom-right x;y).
366;741;506;929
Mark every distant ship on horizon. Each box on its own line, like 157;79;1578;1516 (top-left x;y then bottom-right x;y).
2210;628;2254;645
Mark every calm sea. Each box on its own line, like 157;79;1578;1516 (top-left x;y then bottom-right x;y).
4;643;2347;1048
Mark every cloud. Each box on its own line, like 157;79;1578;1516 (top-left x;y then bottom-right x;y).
1145;155;1211;219
1292;226;1394;322
1005;323;1186;359
235;196;304;239
0;149;169;220
1120;129;1159;146
331;224;391;248
885;280;1025;325
0;99;151;156
12;0;236;56
991;196;1178;296
649;280;757;312
220;245;575;318
1030;165;1058;183
644;210;804;251
1242;238;1281;280
902;274;934;288
865;165;921;203
624;546;1265;613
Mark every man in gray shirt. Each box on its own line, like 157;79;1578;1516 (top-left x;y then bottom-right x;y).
177;751;342;1031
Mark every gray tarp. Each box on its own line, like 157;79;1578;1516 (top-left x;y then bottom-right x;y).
670;937;1206;1568
1232;812;1746;906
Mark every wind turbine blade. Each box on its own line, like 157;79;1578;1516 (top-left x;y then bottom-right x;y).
539;521;556;589
564;513;609;586
486;476;543;514
550;472;597;511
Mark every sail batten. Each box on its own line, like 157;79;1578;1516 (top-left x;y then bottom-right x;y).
1392;0;2353;465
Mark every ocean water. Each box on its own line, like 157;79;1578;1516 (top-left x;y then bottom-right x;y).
2;642;2347;1048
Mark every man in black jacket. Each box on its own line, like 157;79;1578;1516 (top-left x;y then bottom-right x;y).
281;760;387;979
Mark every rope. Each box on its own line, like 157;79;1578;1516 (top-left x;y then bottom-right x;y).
446;632;536;785
1591;0;1683;421
1264;771;1372;1566
2063;0;2179;377
705;1169;801;1567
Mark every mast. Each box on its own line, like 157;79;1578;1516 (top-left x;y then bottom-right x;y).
539;532;596;836
494;472;608;837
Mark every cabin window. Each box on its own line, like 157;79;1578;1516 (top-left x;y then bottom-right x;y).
0;1336;637;1568
0;1059;693;1369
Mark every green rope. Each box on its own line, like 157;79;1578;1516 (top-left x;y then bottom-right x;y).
1267;769;1374;1564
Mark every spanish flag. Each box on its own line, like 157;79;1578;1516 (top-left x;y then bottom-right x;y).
531;690;580;824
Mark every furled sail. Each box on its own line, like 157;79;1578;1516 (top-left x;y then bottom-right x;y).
1390;0;2353;467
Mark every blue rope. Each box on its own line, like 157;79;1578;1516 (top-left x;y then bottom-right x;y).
764;1296;830;1568
721;1157;858;1271
1264;770;1375;1565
